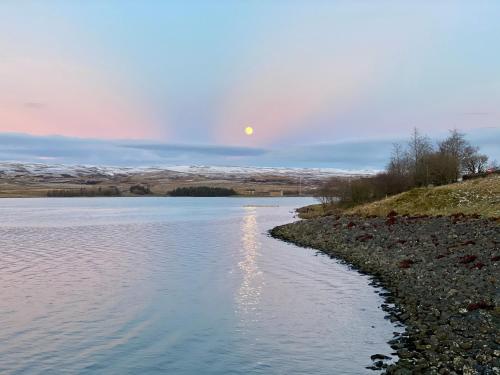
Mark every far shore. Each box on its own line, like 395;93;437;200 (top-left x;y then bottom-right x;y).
0;193;314;198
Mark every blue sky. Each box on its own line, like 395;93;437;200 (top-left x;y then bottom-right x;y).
0;1;499;168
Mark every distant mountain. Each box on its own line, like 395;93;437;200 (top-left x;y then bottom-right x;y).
0;162;376;180
166;165;376;180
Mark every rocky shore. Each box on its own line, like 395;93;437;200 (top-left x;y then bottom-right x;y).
270;213;499;374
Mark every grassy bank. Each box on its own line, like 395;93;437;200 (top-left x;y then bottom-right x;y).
302;175;499;219
349;174;499;218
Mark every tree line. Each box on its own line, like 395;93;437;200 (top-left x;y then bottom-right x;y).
47;186;121;197
317;129;494;207
168;186;237;197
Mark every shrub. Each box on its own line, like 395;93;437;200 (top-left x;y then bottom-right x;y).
399;259;414;269
458;255;477;264
47;186;121;197
168;186;237;197
467;301;494;311
130;184;151;195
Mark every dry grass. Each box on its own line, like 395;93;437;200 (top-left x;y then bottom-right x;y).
348;175;500;218
0;180;309;198
296;203;348;219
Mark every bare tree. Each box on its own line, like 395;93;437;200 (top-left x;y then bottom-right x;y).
315;178;342;207
387;143;409;176
438;129;468;180
407;128;433;186
427;152;457;185
386;143;413;193
438;129;489;177
439;129;467;159
489;160;499;171
462;145;488;174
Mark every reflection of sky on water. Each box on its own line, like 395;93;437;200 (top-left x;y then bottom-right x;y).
237;207;263;318
0;197;400;374
0;222;156;371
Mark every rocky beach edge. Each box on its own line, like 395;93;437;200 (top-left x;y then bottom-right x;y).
270;212;499;374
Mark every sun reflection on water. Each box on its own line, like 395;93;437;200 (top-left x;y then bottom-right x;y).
237;207;263;317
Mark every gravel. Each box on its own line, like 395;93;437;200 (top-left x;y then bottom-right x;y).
270;213;500;374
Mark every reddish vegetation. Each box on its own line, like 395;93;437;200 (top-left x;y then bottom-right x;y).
399;259;414;269
386;216;397;226
491;255;500;262
462;240;476;246
451;212;466;224
459;255;477;264
355;233;374;242
430;234;439;247
467;301;494;311
406;214;430;220
470;262;485;270
387;210;398;217
397;239;407;244
346;221;356;229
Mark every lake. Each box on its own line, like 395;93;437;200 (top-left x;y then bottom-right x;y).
0;197;398;374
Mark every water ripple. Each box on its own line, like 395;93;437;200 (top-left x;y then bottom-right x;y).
0;197;400;374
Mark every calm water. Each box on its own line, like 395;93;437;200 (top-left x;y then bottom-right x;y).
0;197;398;374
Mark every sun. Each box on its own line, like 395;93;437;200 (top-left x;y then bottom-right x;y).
244;126;254;136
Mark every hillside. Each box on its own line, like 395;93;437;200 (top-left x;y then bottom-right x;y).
348;174;500;218
0;162;374;198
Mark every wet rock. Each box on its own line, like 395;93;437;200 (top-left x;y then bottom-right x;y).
371;354;392;361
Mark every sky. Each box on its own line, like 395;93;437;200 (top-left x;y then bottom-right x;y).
0;1;499;169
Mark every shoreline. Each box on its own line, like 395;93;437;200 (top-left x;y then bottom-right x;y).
0;194;315;199
270;213;499;374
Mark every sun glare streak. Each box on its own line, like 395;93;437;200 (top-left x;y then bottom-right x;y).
237;207;263;318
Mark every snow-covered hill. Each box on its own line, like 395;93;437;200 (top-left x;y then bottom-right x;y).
0;162;376;179
166;165;376;179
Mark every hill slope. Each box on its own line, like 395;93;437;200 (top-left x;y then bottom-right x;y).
0;162;374;197
348;174;500;218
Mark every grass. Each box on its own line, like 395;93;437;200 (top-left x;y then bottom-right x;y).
296;204;338;219
348;174;500;218
299;175;500;219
